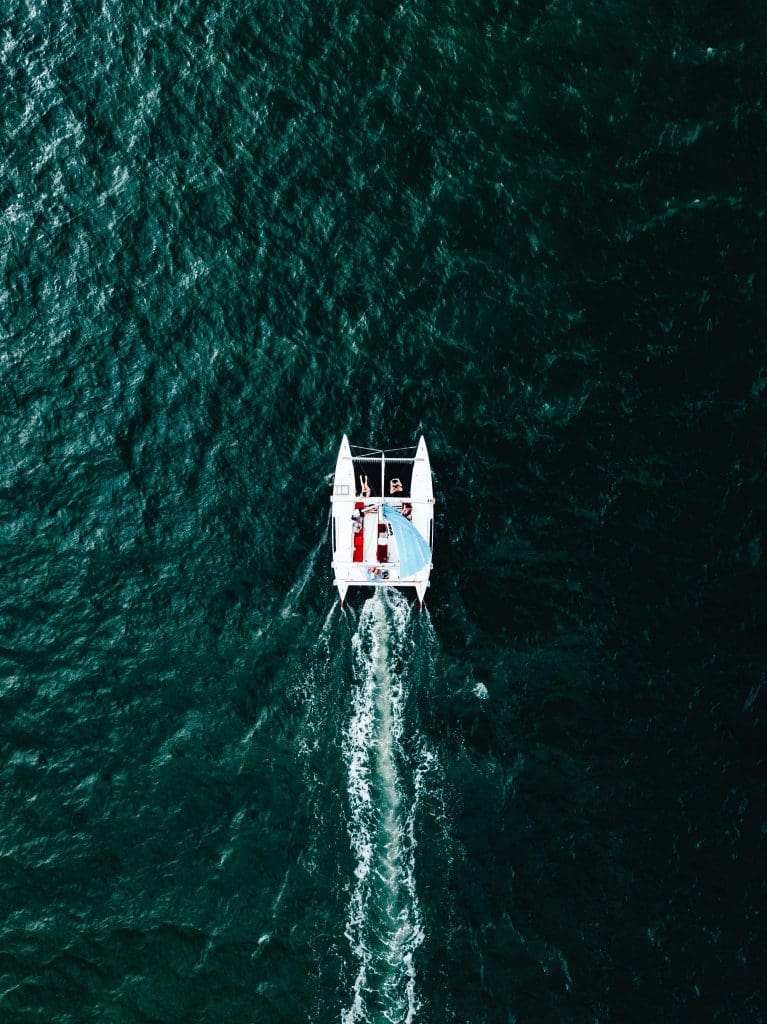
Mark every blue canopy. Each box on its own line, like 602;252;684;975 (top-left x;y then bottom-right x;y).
382;505;431;578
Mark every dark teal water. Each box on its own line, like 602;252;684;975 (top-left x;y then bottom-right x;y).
2;1;765;1021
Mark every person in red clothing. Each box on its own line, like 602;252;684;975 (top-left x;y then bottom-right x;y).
353;528;364;562
352;501;375;562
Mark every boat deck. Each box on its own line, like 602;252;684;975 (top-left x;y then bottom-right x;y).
331;436;433;605
334;499;411;584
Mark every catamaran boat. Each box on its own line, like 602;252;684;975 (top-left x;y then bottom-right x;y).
331;435;434;607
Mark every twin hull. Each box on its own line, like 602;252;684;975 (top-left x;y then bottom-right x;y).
330;435;434;607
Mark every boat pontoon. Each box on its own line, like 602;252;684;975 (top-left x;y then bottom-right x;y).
331;435;434;608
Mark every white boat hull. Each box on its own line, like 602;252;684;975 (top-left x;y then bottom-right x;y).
330;435;434;607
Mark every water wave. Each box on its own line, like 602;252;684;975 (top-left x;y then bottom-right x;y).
342;589;437;1024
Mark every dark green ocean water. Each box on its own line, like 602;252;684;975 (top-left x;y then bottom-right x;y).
2;1;765;1021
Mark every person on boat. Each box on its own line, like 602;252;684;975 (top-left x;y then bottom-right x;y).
401;501;412;520
359;475;372;498
353;524;364;561
353;502;373;563
389;477;403;495
351;502;376;532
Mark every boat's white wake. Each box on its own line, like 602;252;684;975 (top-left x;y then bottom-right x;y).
292;590;442;1023
341;590;437;1024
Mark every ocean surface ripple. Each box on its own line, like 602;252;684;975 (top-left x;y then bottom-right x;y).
1;0;764;1021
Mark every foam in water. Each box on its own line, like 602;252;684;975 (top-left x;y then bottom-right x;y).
341;589;429;1024
279;526;329;619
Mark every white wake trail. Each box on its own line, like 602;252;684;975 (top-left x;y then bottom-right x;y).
341;590;433;1024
